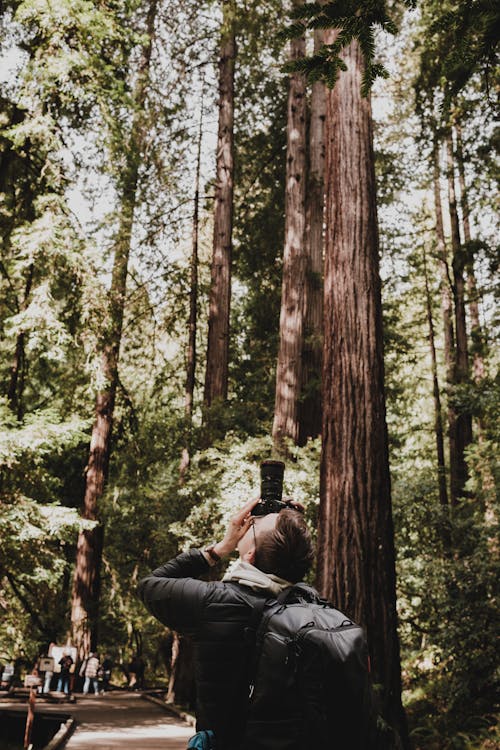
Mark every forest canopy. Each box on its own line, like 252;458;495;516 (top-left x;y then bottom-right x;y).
0;0;498;748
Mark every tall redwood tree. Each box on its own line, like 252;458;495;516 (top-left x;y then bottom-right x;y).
298;29;326;446
70;0;157;658
445;128;472;503
204;0;236;409
316;38;408;744
272;1;307;446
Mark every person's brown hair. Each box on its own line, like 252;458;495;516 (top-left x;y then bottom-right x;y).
255;509;314;583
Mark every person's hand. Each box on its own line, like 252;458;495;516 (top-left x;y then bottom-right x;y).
283;496;305;513
213;498;260;558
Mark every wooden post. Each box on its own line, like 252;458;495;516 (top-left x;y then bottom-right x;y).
23;675;40;749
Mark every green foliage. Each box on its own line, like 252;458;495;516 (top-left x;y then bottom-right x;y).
0;402;93;653
414;0;500;126
12;0;138;132
426;0;499;105
281;0;413;94
0;0;497;742
395;465;499;746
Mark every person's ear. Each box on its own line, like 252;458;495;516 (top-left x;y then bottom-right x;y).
243;547;256;565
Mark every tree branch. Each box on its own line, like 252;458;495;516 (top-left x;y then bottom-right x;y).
5;571;49;636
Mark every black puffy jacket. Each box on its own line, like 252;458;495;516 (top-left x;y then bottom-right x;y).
138;549;272;750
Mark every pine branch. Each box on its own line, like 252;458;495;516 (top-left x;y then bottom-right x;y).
279;0;410;94
290;2;324;20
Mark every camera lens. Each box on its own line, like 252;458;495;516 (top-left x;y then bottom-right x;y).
260;460;285;503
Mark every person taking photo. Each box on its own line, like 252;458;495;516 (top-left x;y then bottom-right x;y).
138;494;314;750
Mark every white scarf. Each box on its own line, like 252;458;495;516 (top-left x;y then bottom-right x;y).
222;560;292;597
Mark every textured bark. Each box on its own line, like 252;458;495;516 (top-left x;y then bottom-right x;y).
70;0;157;659
446;130;472;504
204;0;235;408
298;29;326;446
423;247;449;509
455;121;485;382
316;39;408;745
272;8;307;446
180;88;204;479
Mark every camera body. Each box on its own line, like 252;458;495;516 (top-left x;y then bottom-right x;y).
251;460;287;517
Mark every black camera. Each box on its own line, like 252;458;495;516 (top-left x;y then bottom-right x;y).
251;460;287;516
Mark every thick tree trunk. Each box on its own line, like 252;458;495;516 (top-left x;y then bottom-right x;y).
298;29;325;446
180;86;204;479
446;129;472;504
455;121;485;382
70;0;157;658
204;0;235;409
272;7;307;446
316;39;408;745
422;247;448;509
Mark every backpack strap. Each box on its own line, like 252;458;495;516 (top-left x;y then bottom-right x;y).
242;584;330;699
242;593;281;699
276;583;328;606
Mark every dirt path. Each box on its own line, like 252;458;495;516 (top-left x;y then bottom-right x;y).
1;691;194;749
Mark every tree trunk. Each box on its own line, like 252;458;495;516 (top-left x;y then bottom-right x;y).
455;123;495;520
180;84;204;480
272;3;307;447
316;39;408;746
432;139;460;511
298;29;326;446
422;247;448;509
432;139;455;379
8;331;25;417
166;633;196;708
455;120;485;382
70;0;157;659
204;0;235;410
445;129;472;504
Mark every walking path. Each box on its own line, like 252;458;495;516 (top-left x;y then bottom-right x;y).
0;691;195;749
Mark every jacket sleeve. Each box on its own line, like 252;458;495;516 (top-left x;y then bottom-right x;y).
137;548;212;636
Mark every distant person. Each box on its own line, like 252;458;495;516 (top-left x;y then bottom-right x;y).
128;654;145;690
37;652;55;694
57;651;73;694
80;652;101;695
100;655;113;692
0;662;14;691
